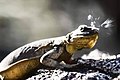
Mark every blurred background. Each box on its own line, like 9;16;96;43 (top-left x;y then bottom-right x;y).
0;0;120;61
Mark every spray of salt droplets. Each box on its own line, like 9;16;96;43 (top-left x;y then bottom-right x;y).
100;19;113;28
87;14;99;31
87;14;113;31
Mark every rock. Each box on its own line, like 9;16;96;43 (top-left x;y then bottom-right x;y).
26;69;112;80
26;52;120;80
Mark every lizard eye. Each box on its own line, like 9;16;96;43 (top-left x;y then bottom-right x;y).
80;27;84;31
68;34;71;42
80;27;84;30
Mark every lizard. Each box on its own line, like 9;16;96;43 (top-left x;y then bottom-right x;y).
0;25;99;79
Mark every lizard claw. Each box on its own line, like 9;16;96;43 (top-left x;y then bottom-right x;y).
59;61;79;69
0;75;4;80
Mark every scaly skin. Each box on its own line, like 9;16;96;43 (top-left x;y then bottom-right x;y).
0;57;41;79
0;25;99;79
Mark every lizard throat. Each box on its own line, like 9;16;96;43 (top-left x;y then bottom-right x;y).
66;44;77;55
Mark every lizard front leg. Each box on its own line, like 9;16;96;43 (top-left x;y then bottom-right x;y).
39;46;64;68
40;46;79;69
41;57;79;69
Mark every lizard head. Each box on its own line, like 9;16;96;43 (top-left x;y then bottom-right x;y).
65;25;99;54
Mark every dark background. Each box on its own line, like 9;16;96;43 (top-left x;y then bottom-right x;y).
0;0;120;61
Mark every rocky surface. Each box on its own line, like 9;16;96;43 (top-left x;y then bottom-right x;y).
27;69;112;80
26;50;120;80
